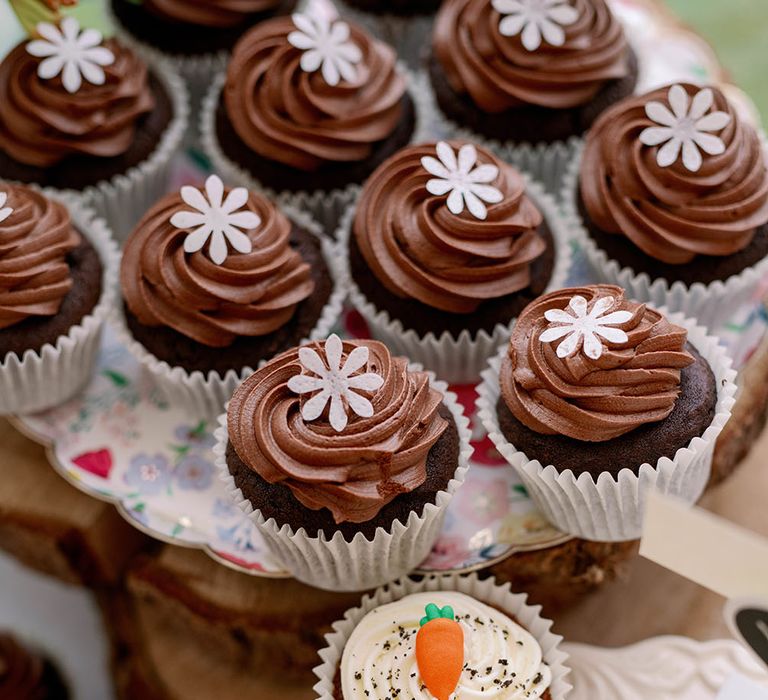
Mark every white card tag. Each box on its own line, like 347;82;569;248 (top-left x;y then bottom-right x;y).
640;490;768;599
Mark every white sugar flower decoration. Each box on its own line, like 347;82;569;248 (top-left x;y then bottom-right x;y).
170;175;260;266
540;295;633;360
287;334;385;433
639;84;732;173
26;17;115;94
492;0;580;52
0;193;12;224
421;142;503;221
287;12;362;87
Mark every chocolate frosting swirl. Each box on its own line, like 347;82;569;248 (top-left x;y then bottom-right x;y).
0;38;154;168
144;0;284;27
500;285;695;442
354;142;546;313
121;188;314;348
580;84;768;263
0;184;80;330
433;0;630;111
0;634;49;700
223;17;406;171
228;338;449;523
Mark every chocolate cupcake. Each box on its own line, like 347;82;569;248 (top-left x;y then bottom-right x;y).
314;574;571;700
339;140;571;384
429;0;637;186
477;284;737;541
115;175;343;418
566;82;768;331
202;8;419;230
214;334;472;590
0;633;69;699
0;18;188;240
0;183;118;414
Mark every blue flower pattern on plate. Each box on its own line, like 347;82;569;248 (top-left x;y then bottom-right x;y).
124;453;171;496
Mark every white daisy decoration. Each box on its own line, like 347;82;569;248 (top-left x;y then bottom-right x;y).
421;142;503;221
287;12;362;87
639;84;732;173
0;193;12;225
26;17;115;94
287;334;385;433
492;0;580;52
539;295;633;360
170;175;260;266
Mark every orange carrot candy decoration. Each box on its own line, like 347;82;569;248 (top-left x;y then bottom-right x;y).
415;603;464;700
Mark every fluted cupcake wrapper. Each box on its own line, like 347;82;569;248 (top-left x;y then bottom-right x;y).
1;195;120;415
334;176;573;384
476;311;737;542
213;370;473;591
72;53;190;244
110;206;346;419
561;144;768;338
313;573;572;700
200;67;434;236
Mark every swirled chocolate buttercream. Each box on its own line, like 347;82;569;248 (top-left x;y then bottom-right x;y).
353;141;546;313
580;83;768;264
433;0;631;111
121;177;314;347
227;336;448;523
0;184;80;330
500;285;694;442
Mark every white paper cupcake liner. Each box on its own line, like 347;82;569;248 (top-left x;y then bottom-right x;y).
562;144;768;333
110;206;346;419
313;573;572;699
1;195;120;415
214;371;473;591
334;0;436;69
74;53;189;244
201;67;434;236
335;176;573;384
476;311;738;542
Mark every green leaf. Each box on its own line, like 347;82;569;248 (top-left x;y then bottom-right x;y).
103;369;129;388
513;484;529;497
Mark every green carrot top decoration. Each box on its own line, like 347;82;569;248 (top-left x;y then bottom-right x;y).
420;603;455;627
415;603;464;700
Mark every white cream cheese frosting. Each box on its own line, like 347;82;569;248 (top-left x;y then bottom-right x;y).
340;591;552;699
